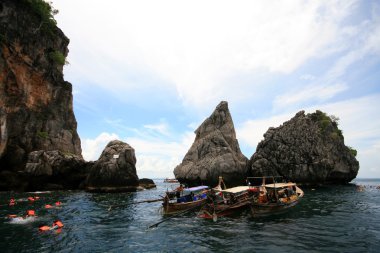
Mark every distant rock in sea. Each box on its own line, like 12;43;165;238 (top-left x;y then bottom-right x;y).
139;178;156;189
249;110;359;185
174;101;248;187
86;140;139;192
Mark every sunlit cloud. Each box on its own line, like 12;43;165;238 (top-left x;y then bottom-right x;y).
82;132;120;161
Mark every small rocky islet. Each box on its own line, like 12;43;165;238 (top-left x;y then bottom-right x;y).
0;0;359;192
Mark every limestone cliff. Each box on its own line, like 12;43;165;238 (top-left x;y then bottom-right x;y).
249;110;359;184
174;101;248;187
0;0;81;175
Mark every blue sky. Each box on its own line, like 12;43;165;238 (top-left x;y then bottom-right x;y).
52;0;380;178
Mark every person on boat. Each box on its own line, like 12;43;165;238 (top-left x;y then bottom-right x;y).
258;191;268;203
175;184;184;198
207;189;217;206
175;184;184;192
9;198;16;206
268;190;276;203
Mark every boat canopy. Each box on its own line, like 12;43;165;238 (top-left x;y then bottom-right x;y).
264;183;296;189
221;186;250;194
183;185;208;193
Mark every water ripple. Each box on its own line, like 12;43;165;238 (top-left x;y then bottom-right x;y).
1;180;380;252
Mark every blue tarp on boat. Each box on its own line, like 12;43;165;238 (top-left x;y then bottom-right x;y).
184;186;208;193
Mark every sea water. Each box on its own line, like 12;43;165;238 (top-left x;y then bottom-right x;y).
0;179;379;252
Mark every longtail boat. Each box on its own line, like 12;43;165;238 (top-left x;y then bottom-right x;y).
198;177;252;220
247;177;304;217
162;185;209;214
164;178;179;183
198;186;252;220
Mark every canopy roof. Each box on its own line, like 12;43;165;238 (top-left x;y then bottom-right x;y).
184;185;208;193
264;183;296;189
221;186;250;194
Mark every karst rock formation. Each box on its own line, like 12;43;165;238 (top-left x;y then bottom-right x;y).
86;140;140;192
174;101;248;187
0;0;82;190
249;110;359;184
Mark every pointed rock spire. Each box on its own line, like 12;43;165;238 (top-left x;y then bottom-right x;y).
174;101;248;187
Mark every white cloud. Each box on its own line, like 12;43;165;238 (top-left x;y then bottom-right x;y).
82;132;120;161
126;132;195;178
273;83;348;110
143;122;170;137
356;140;380;178
53;0;360;110
80;129;195;178
299;74;316;81
238;113;294;148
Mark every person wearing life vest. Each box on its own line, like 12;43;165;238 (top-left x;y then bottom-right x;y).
39;220;64;231
26;210;35;217
28;197;35;202
55;201;61;206
45;204;53;209
53;220;64;229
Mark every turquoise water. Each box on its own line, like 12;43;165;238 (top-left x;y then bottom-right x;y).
1;179;380;252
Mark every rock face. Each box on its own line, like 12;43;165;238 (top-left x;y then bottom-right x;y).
174;101;248;187
0;0;81;174
24;150;89;190
250;110;359;184
86;140;139;192
139;178;156;189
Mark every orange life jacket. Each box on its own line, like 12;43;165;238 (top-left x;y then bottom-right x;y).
53;221;64;228
45;204;53;209
27;210;35;216
39;226;50;231
28;197;35;202
55;201;61;206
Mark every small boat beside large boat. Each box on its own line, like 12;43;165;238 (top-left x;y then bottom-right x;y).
162;185;209;214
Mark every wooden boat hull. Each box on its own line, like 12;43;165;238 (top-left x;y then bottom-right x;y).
162;198;206;214
198;200;251;218
250;198;300;217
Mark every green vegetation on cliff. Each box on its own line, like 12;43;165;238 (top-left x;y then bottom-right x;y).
49;50;68;65
21;0;58;35
309;110;343;139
